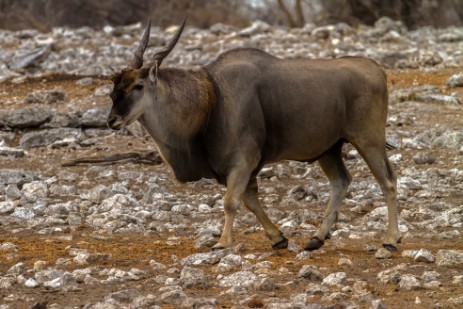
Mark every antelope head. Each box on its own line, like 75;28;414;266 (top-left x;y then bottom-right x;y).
107;19;186;130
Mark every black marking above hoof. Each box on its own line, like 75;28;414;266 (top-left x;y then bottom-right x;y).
383;244;398;252
272;236;289;250
305;237;324;251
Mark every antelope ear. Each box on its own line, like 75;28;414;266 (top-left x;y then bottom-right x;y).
149;62;159;84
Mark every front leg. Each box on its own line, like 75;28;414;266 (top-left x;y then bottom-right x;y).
213;193;240;249
242;177;288;249
213;161;256;249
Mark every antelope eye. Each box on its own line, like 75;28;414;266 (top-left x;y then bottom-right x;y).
133;84;144;91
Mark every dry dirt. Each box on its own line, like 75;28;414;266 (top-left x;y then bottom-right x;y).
0;68;463;308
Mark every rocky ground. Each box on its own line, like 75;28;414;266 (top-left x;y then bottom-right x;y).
0;18;463;309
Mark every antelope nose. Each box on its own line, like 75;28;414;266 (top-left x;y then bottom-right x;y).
107;115;117;129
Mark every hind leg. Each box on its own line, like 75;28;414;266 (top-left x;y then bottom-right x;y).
306;141;352;251
243;177;288;249
353;141;401;251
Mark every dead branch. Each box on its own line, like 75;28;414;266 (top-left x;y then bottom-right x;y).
62;150;163;167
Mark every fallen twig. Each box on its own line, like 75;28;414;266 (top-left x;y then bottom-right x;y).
62;150;163;167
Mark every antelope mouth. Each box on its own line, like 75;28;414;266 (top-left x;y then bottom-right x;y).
107;116;124;130
108;115;139;130
108;122;123;130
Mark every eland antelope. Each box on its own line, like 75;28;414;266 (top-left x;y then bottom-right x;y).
107;19;401;252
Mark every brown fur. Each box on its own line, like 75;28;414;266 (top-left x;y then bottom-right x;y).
154;68;214;136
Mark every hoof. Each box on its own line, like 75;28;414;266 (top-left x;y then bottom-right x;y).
382;244;398;252
272;236;289;250
212;243;227;251
304;237;324;251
